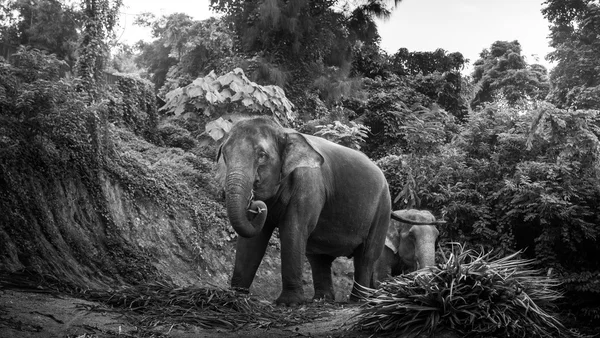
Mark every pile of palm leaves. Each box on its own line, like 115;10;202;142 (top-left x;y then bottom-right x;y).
79;281;322;330
353;244;570;337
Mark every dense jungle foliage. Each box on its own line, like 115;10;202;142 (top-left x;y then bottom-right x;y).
1;0;599;327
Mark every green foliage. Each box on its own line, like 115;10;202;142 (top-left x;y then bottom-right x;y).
353;46;470;121
135;15;239;94
493;104;600;273
211;0;343;66
562;271;600;320
312;63;365;105
471;40;550;108
391;47;467;76
160;68;295;139
314;120;369;150
0;47;91;147
107;43;142;74
106;74;158;139
0;47;151;285
354;245;568;338
377;100;600;322
357;74;456;158
157;120;198;150
134;38;177;90
0;0;81;63
75;0;122;99
208;0;403;121
412;71;469;121
351;43;391;78
543;0;600;109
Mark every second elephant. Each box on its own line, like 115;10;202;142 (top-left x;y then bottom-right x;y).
376;209;441;280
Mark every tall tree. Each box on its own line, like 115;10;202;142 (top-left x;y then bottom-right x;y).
134;14;237;93
209;0;400;86
470;40;550;108
75;0;121;98
387;48;469;121
543;0;600;109
391;48;466;76
0;0;81;64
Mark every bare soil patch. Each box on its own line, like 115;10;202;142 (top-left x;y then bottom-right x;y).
0;289;373;338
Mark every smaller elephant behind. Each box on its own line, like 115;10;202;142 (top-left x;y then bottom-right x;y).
376;209;443;280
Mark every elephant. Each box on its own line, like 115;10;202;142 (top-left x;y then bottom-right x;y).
216;116;391;305
375;209;443;281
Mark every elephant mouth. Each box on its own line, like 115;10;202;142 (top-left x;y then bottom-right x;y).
246;190;267;220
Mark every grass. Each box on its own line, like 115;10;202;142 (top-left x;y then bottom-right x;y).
353;243;570;337
78;281;326;331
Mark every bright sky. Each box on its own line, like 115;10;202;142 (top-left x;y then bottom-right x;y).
116;0;554;74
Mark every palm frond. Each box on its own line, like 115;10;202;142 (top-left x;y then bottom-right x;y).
353;243;569;337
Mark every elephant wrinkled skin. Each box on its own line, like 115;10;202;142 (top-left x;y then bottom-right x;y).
375;209;440;280
216;117;391;305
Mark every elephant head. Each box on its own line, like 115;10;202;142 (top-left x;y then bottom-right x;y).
383;209;440;274
216;117;323;238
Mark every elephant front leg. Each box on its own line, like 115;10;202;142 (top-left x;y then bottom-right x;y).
231;229;272;291
276;223;308;306
373;247;400;287
307;254;335;301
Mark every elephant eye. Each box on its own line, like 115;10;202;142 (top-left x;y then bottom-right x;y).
257;151;269;163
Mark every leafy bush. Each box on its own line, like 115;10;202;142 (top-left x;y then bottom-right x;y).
354;245;568;338
314;120;369;150
377;101;600;322
355;74;457;158
0;48;93;153
106;74;158;140
156;121;197;150
160;68;295;126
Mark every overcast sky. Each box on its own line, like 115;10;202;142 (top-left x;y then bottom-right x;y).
376;0;554;72
116;0;554;73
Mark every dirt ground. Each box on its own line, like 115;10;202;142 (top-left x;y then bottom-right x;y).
0;289;377;338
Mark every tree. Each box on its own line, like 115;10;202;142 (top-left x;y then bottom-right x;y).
377;100;600;321
75;0;122;98
386;48;469;121
107;43;142;74
470;40;550;108
350;74;456;159
134;14;238;93
208;0;402;110
0;1;20;46
390;48;466;76
543;0;600;109
0;0;81;64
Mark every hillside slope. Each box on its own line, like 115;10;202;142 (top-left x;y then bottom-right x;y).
0;124;234;289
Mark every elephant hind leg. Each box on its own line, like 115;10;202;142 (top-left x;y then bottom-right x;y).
351;197;391;301
307;254;336;301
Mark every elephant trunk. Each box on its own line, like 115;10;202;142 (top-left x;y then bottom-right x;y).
416;245;436;270
413;228;437;270
225;170;267;238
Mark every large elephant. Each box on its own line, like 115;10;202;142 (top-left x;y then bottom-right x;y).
375;209;442;280
216;116;391;305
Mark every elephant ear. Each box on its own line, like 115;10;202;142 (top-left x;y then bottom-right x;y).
214;144;227;191
281;132;324;178
385;225;401;254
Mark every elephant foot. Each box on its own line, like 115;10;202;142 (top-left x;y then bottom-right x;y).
231;286;250;294
275;290;307;306
312;289;335;302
